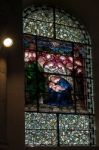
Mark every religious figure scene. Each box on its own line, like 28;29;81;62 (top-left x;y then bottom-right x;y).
24;34;91;113
23;7;95;147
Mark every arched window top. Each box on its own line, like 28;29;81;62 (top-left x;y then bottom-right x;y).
23;6;91;44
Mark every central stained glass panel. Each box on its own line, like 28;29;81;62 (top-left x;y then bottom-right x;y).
24;34;92;114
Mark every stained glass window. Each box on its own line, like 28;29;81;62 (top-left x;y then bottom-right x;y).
23;6;95;147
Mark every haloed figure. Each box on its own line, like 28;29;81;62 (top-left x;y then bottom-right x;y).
44;75;73;107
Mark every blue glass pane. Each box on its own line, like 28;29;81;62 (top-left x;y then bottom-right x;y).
37;38;72;55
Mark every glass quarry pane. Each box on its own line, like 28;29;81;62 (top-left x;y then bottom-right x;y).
25;112;57;129
56;25;86;43
23;19;32;34
25;113;95;146
25;129;57;146
60;130;90;145
59;114;92;145
59;114;89;130
23;19;54;37
26;7;53;22
36;21;53;38
25;130;33;146
23;18;37;35
25;113;57;146
55;10;79;28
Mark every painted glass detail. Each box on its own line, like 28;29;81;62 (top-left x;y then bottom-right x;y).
23;6;95;147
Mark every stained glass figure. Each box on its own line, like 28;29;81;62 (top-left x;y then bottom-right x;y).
24;34;93;113
23;6;95;147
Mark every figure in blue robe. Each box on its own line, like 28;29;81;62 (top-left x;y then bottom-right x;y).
44;77;73;107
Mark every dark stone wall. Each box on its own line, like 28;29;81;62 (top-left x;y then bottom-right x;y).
0;53;7;143
0;0;24;150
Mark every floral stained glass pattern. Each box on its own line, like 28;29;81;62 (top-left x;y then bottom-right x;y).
25;112;57;146
25;112;95;146
23;7;90;44
59;114;95;146
55;9;80;28
56;25;86;43
23;7;53;22
23;19;53;37
23;6;95;147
